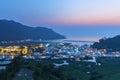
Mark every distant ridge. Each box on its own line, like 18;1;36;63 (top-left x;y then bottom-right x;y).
0;19;66;41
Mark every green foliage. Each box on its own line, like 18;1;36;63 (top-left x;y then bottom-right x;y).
1;57;120;80
14;76;28;80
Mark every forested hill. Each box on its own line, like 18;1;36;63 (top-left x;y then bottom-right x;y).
92;35;120;51
0;20;66;41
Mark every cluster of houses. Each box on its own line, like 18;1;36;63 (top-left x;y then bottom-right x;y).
0;42;120;61
0;42;120;69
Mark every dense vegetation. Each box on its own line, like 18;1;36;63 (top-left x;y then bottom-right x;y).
1;56;120;80
0;19;65;41
92;35;120;51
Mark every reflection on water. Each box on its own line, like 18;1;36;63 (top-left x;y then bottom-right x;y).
72;42;93;46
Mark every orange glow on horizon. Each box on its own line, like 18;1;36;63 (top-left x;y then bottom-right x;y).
55;14;120;25
33;15;120;26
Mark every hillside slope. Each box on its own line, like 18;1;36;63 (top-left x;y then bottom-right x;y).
0;20;66;41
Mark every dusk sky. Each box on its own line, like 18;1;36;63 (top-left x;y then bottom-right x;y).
0;0;120;41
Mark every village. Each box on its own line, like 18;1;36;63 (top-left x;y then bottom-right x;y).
0;42;120;70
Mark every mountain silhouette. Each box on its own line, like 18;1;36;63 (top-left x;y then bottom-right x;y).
0;20;66;41
92;35;120;51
